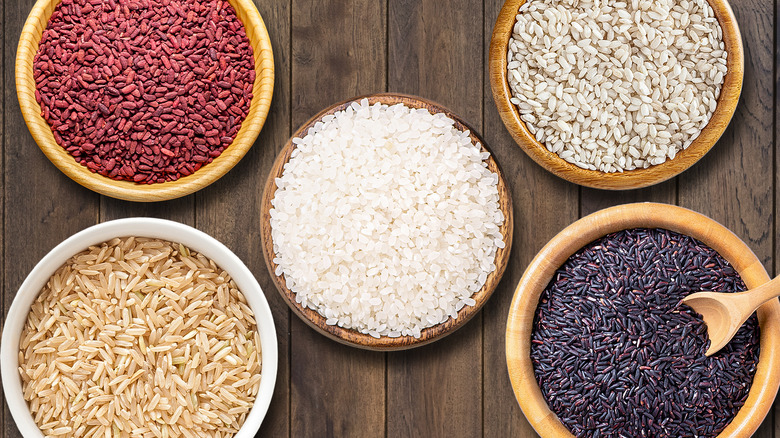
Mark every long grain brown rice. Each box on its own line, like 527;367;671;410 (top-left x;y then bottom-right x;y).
19;237;262;438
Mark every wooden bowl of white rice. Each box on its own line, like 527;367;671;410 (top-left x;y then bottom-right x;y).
0;218;278;437
489;0;743;190
260;93;514;350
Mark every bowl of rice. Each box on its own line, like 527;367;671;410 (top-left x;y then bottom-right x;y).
16;0;275;201
489;0;743;190
506;203;780;437
260;93;514;350
1;218;278;437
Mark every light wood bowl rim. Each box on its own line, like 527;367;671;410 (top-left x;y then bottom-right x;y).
15;0;275;202
505;202;780;437
260;92;514;351
488;0;744;190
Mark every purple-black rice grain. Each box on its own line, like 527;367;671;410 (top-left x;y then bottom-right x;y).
531;228;759;438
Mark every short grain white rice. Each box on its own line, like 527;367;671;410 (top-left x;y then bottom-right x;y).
270;99;504;338
19;237;262;438
507;0;728;172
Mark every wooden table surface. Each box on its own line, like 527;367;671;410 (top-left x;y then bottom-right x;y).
1;0;777;437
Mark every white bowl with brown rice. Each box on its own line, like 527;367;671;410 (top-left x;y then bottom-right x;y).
0;218;277;438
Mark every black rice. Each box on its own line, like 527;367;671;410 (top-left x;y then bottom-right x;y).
531;228;760;438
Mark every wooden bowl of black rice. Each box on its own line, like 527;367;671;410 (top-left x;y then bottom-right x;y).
506;202;780;437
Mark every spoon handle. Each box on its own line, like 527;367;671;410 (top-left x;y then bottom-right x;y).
739;275;780;311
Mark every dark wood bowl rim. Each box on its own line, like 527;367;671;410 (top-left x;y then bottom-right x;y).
260;92;514;351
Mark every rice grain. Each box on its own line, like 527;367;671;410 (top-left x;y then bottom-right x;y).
270;99;505;338
507;0;728;172
19;237;262;438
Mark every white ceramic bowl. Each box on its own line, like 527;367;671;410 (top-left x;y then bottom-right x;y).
0;218;278;437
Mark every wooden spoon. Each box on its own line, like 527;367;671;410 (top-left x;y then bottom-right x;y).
682;276;780;356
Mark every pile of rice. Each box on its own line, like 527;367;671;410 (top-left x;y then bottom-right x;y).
270;99;505;338
507;0;728;172
19;237;262;438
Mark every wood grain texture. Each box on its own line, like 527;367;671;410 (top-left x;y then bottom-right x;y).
4;2;98;437
776;1;780;434
488;0;744;190
1;0;778;437
14;0;274;202
580;181;676;217
100;197;195;223
0;0;5;432
679;0;774;433
482;1;579;436
291;0;386;122
506;203;780;438
386;1;484;437
290;329;386;438
260;93;513;350
198;0;291;435
289;1;387;436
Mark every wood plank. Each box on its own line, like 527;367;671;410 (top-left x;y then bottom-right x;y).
4;2;100;438
195;0;291;436
767;2;780;432
386;1;484;437
679;1;774;265
0;0;5;432
680;1;774;436
289;1;386;437
100;196;194;223
774;0;780;436
580;181;676;217
387;1;481;121
291;0;387;121
482;3;578;437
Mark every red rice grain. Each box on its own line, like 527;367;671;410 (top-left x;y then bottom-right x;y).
33;0;255;184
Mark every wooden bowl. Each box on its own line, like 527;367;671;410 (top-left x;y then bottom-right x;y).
15;0;274;202
489;0;744;190
506;203;780;437
260;93;514;350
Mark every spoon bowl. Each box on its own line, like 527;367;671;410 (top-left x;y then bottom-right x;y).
683;276;780;356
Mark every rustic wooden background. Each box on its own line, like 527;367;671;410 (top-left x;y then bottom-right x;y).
1;0;777;436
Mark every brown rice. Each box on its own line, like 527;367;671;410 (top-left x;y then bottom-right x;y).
18;237;262;438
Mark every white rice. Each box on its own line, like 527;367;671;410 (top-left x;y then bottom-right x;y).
507;0;728;172
270;99;505;338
